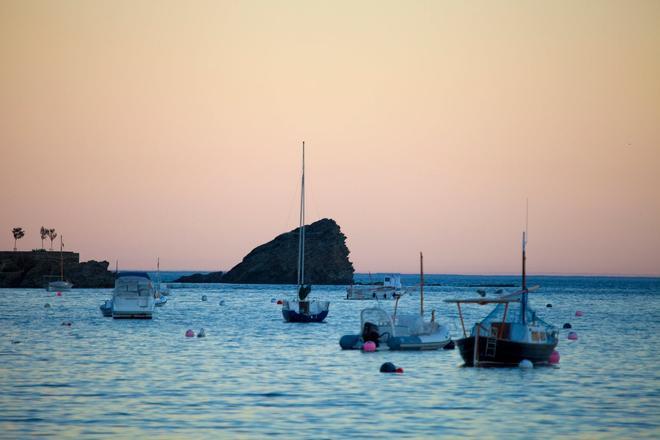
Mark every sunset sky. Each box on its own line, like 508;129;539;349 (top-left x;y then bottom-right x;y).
1;0;658;275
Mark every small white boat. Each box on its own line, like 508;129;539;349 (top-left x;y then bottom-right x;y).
112;272;156;319
155;257;170;296
154;295;168;307
99;299;113;317
340;253;451;350
346;274;403;300
47;236;72;291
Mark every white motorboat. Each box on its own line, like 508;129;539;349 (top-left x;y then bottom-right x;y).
346;274;403;300
112;272;156;319
340;253;451;350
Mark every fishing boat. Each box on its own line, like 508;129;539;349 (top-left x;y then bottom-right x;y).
282;141;330;323
112;272;156;319
444;231;558;367
47;236;73;291
339;253;451;350
346;274;403;300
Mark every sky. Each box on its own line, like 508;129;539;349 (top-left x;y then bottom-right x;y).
1;0;659;275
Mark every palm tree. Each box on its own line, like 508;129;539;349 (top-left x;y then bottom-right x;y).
48;228;57;251
12;227;25;251
40;227;48;250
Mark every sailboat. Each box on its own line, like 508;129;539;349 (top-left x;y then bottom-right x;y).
155;257;170;298
47;236;73;291
281;141;330;323
339;252;451;350
444;231;558;366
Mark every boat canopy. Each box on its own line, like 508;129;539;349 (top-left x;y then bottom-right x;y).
360;307;395;335
383;274;402;289
480;303;555;331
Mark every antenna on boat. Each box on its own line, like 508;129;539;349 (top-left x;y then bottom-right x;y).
420;252;424;317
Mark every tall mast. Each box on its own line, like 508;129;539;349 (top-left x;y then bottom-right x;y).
157;257;161;289
59;235;64;281
420;252;424;317
521;200;529;324
297;141;306;287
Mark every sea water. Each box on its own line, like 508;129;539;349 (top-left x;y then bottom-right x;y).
0;275;659;438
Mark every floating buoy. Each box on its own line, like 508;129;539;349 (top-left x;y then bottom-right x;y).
519;359;533;369
197;328;206;338
567;331;578;340
575;311;583;317
563;323;572;329
549;350;560;364
276;299;283;305
270;298;276;303
380;362;403;373
362;341;377;352
218;300;225;306
61;321;72;326
443;340;455;350
185;329;195;337
56;292;62;297
201;295;208;302
546;303;552;308
44;303;51;308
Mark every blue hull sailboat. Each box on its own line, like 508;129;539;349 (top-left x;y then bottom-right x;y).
282;141;330;323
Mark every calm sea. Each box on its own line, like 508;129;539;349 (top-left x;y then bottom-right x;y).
1;275;659;438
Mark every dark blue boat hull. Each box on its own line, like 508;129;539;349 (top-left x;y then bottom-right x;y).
282;309;328;323
456;336;557;367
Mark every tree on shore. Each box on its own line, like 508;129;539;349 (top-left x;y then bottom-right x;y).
48;229;57;251
12;227;25;251
40;227;48;250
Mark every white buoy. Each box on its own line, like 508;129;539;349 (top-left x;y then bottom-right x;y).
519;359;533;369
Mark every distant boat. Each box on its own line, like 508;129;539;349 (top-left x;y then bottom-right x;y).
445;231;558;367
112;272;156;319
339;253;451;350
155;257;170;296
282;142;330;323
99;299;113;317
47;236;72;291
346;274;403;300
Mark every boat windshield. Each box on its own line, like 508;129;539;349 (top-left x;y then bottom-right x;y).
114;277;153;296
360;307;395;335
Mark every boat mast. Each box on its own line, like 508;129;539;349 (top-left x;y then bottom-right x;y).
297;141;306;288
521;200;529;325
157;257;161;290
59;235;64;281
420;252;424;317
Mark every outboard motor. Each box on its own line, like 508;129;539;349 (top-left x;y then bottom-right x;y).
362;322;380;346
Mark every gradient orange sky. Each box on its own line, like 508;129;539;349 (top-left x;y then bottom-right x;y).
1;1;659;275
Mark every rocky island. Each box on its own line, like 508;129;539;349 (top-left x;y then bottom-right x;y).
172;271;224;283
221;218;354;285
0;251;115;288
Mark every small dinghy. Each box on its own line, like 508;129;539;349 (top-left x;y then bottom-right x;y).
154;295;167;307
99;299;113;317
340;253;451;351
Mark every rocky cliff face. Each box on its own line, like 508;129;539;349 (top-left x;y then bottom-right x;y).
221;218;354;285
0;251;115;288
173;271;224;283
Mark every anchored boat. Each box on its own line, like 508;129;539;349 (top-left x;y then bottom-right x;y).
112;272;156;319
346;274;403;300
340;253;451;350
47;236;73;291
282;141;330;323
445;231;558;367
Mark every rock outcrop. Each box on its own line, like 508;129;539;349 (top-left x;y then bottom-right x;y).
0;251;115;288
173;271;224;283
221;218;354;285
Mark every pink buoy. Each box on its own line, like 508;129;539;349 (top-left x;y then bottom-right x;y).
549;350;560;364
276;299;283;305
56;292;62;297
575;311;583;317
185;329;195;337
362;341;376;352
567;331;578;340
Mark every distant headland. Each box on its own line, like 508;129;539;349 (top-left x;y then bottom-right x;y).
0;250;115;288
